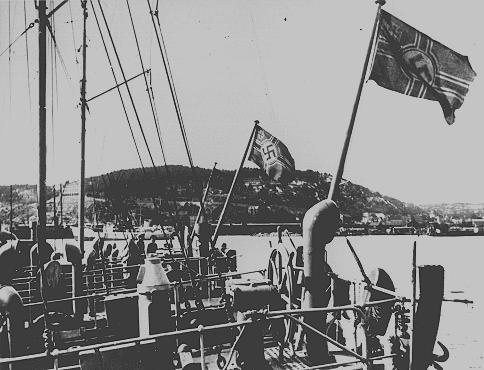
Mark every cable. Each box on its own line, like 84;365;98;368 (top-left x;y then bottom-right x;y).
147;0;201;194
126;0;178;220
24;0;33;120
147;72;169;169
9;0;12;116
45;20;71;82
126;0;168;172
97;0;160;175
52;5;59;109
50;1;56;169
91;0;173;241
99;0;203;301
89;0;146;173
0;20;37;58
68;0;79;70
149;1;194;167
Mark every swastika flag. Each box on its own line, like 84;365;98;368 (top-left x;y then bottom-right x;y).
249;125;295;184
370;10;476;124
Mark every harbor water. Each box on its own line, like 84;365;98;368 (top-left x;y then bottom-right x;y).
218;234;484;369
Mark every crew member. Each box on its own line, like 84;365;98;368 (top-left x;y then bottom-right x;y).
146;235;158;255
136;234;146;258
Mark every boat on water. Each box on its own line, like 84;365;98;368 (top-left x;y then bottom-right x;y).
0;0;477;368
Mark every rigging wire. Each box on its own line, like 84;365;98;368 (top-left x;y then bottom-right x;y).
89;0;146;174
50;0;56;169
91;4;177;264
126;0;183;240
68;0;79;70
23;0;33;120
126;0;170;175
96;0;160;175
147;0;199;184
0;0;69;59
0;19;37;58
45;21;71;82
92;0;169;233
147;72;168;168
53;3;59;109
9;0;12;117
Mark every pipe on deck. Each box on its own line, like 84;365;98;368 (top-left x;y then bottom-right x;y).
302;199;340;365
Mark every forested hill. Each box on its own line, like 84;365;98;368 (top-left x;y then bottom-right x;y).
0;165;425;225
84;165;425;224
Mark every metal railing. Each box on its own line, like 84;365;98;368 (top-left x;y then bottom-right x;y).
0;296;405;369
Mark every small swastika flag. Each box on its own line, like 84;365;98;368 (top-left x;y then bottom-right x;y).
248;125;295;184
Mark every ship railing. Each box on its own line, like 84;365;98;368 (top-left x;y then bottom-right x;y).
0;297;403;369
20;268;266;309
10;255;243;322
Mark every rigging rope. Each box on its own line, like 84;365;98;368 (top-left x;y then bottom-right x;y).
9;0;12;116
147;1;200;189
45;20;71;82
0;20;37;58
68;0;79;69
147;72;169;168
126;0;186;247
52;5;59;109
89;0;146;174
49;10;55;172
24;0;33;120
96;0;160;175
91;0;170;239
0;0;69;59
126;0;171;179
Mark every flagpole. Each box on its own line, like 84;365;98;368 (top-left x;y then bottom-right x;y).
211;121;259;247
190;161;217;242
328;0;384;200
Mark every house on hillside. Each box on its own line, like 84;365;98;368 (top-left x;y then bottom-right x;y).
243;178;264;192
361;212;386;226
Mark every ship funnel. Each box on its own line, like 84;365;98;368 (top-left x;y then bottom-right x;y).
302;199;339;365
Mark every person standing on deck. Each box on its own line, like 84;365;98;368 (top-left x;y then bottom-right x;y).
136;234;145;258
146;235;158;255
193;214;212;258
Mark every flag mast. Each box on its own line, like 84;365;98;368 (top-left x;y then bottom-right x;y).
78;0;88;255
211;121;259;247
190;161;218;242
327;0;385;200
301;1;385;365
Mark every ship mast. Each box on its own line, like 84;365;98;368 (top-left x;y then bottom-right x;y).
78;0;88;254
37;0;47;250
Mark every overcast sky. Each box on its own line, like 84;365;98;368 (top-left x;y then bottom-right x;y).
0;0;482;204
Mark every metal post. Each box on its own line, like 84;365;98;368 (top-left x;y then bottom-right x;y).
53;185;57;227
59;183;63;225
410;240;417;370
328;1;384;200
79;0;88;255
212;122;258;246
6;317;13;370
9;185;13;232
37;0;47;251
198;325;205;369
92;182;96;225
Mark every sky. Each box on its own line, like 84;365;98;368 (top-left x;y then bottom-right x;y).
0;0;483;204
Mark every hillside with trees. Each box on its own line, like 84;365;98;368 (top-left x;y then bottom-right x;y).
0;165;426;228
